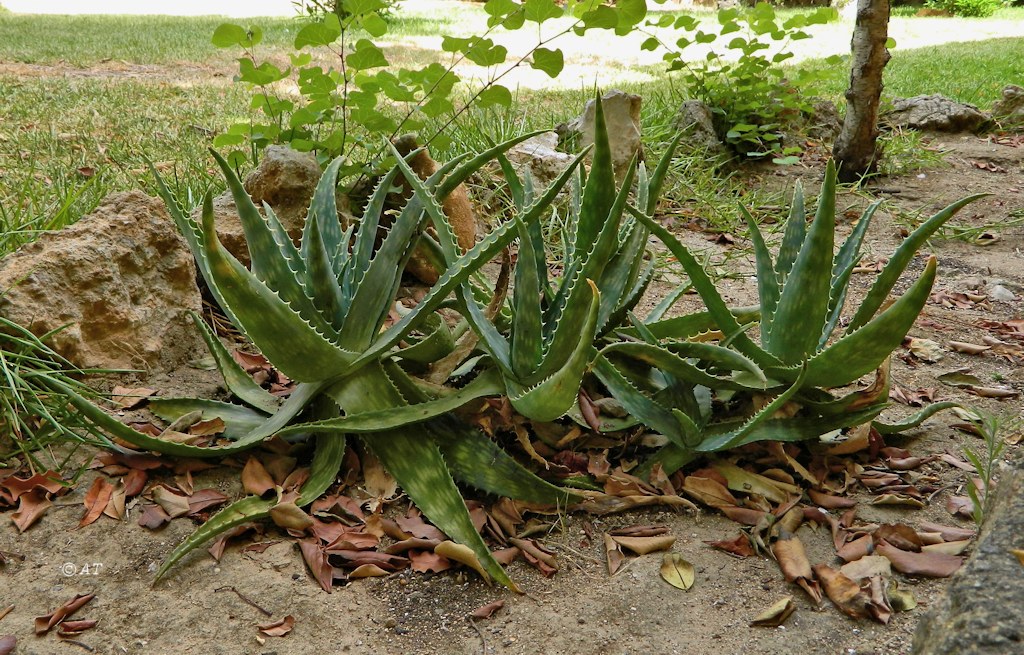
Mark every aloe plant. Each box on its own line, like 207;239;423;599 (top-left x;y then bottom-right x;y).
600;160;985;474
55;134;582;590
402;99;676;423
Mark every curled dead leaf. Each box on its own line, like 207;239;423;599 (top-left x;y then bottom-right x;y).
270;502;313;532
242;457;277;497
888;580;917;611
604;533;625;575
660;553;695;590
469;600;505;621
875;540;962;577
151;486;190;519
813;564;870;620
771;532;822;604
79;478;115;528
435;541;489;583
611;534;676;556
750;596;795;627
34;593;95;635
257;615;295;637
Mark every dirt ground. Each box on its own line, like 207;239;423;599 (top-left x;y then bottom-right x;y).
2;134;1023;655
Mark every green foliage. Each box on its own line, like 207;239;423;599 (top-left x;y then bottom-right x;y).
963;411;1010;528
213;0;641;180
603;161;984;474
0;318;110;471
59;133;579;590
647;2;840;159
926;0;1004;17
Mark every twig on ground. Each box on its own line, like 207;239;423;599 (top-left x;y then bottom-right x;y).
467;616;487;655
213;586;273;617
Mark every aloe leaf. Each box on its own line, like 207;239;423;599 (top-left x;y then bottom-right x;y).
510;219;544;379
301;157;347;277
210;151;339;339
279;367;505;436
593;355;688;447
188;313;280;414
644;283;693;323
695;364;808;452
634;306;761;340
392;313;455;365
148;398;268;441
627;205;778;369
507;281;600;421
645;131;685;216
596;217;650;333
574;96;617;257
389;143;460;263
819;201;880;349
344;167;401;300
847;193;987;332
155;434;345;582
766;160;836;363
603;258;655;334
435;129;553;200
873;401;962;435
802;256;937;388
740;204;781;338
434;422;580;505
301;207;348;329
495;153;525;210
601;341;766;391
55;379;325;457
199;202;358;382
364;431;518;590
776;180;806;283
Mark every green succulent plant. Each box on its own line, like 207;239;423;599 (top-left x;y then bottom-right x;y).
600;160;985;474
54;133;583;590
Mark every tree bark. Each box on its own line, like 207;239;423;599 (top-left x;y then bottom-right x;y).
832;0;891;183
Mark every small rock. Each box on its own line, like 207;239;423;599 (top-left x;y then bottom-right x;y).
989;284;1017;302
991;85;1024;127
567;89;643;182
0;191;204;372
504;131;575;186
674;100;729;158
884;95;990;133
808;99;842;141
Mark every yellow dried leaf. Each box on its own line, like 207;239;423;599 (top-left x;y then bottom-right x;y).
660;553;694;590
435;541;489;582
611;534;676;555
269;502;313;532
750;596;795;627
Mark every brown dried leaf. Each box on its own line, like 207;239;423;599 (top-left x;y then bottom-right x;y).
12;489;52;532
435;541;488;582
718;506;767;526
242;457;277;497
712;460;799;503
138;503;171;530
771;532;822;604
361;449;398;505
750;596;795;627
0;635;13;655
187;489;229;516
396;512;447;541
611;535;676;556
681;476;737;508
469;600;505;621
660;553;695;590
409;549;451;573
946;495;975;520
840;555;892;583
270;502;313;532
34;593;95;635
873;524;923;552
123;469;148;497
151;486;190;518
704;533;754;558
871;494;925;508
1;471;64;498
948;341;991;355
813;564;870;620
298;539;333;593
604;533;625;575
922;540;971;556
188;418;226;437
79;477;115;528
349;564;390;579
111;386;156;409
609;524;670;538
57;619;98;637
257;614;295;637
807;489;857;509
875;540;963;577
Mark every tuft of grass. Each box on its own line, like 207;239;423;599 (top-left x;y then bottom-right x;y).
877;128;948;177
963;411;1013;528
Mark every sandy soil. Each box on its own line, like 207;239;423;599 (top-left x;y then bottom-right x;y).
1;134;1022;655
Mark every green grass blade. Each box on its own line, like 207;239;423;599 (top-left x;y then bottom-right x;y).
847;193;987;332
645;131;685;216
188;313;281;414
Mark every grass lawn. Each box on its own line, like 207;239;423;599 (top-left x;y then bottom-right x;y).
0;2;1021;256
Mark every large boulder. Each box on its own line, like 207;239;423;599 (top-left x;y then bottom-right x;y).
0;191;204;373
991;84;1024;128
505;131;576;186
200;145;327;266
567;90;643;182
885;95;990;133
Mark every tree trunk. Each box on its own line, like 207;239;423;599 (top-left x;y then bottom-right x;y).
832;0;891;183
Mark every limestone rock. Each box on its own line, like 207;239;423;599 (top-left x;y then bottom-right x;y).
0;191;203;372
568;90;643;182
674;100;729;158
991;84;1024;127
885;95;990;133
505;131;576;186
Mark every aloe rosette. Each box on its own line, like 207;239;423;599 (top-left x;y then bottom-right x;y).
56;134;581;590
602;160;984;473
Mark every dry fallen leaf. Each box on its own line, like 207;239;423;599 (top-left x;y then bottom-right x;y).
469;600;505;621
435;541;488;582
269;502;314;532
242;457;277;497
0;636;14;655
771;531;822;604
111;386;156;409
298;539;333;593
12;489;52;533
1010;548;1024;566
257;615;295;637
875;540;963;577
704;533;755;558
905;337;944;362
660;553;695;590
34;593;95;635
79;478;115;528
151;486;190;519
813;564;870;620
604;533;625;575
611;534;676;555
750;596;795;627
840;555;892;583
348;564;390;579
57;619;98;637
888;580;917;611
